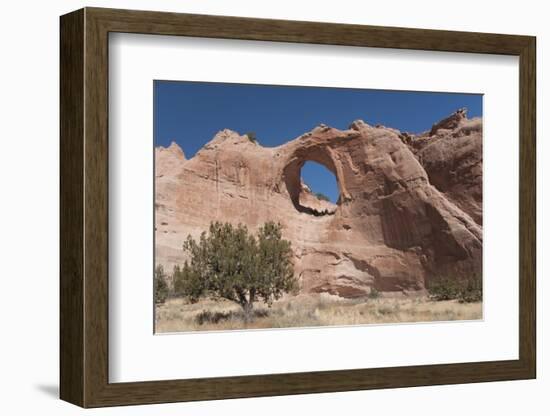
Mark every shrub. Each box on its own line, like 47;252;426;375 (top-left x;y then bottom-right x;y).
194;309;269;325
459;275;483;303
427;274;482;303
368;287;380;299
172;264;184;296
314;192;331;202
245;131;258;144
427;277;459;301
195;310;232;325
174;221;297;320
154;265;169;304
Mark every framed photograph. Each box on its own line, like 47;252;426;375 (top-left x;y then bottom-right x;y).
60;7;536;408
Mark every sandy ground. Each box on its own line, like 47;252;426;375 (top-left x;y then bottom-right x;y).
155;293;482;333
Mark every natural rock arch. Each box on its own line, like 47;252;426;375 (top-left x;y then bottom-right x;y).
155;114;483;297
282;140;342;216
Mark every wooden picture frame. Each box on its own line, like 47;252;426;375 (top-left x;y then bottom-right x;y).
60;7;536;408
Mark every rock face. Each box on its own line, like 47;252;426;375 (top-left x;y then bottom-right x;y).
414;111;482;226
155;110;482;297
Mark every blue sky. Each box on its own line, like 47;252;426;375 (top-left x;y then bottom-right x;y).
154;81;482;203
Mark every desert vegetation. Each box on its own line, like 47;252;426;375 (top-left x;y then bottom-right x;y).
155;220;482;333
245;131;258;144
156;293;482;333
314;192;331;202
172;221;298;321
427;274;482;303
154;265;169;305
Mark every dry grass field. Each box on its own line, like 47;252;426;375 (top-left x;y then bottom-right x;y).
155;293;482;333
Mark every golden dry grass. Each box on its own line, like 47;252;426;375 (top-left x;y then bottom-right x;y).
155;293;482;333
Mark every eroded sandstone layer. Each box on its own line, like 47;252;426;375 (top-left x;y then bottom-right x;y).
155;109;482;297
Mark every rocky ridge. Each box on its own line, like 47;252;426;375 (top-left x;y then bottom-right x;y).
155;109;482;297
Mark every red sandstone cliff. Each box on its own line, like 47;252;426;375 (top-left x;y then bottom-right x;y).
155;109;482;297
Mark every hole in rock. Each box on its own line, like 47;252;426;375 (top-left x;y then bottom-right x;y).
298;161;339;216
